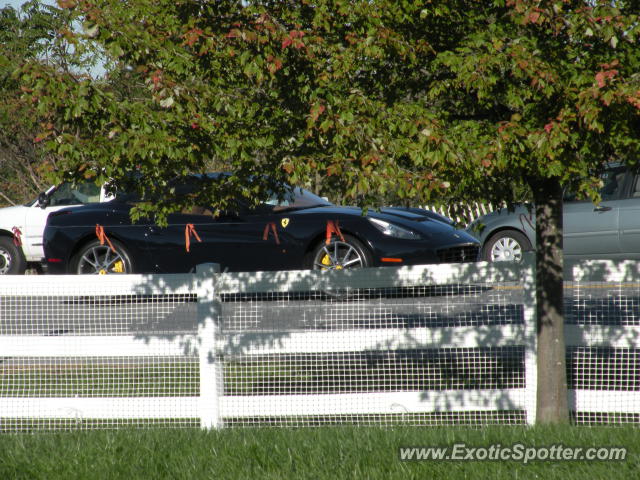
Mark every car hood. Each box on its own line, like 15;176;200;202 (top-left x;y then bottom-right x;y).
293;205;478;244
0;204;28;225
378;207;455;225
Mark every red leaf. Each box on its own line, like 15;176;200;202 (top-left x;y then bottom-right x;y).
309;103;325;122
57;0;77;8
544;122;553;133
266;55;283;73
595;72;606;88
184;28;203;47
282;163;294;174
627;96;640;109
151;71;162;88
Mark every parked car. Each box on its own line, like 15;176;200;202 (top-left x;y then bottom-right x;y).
0;181;112;274
43;175;480;274
467;164;638;262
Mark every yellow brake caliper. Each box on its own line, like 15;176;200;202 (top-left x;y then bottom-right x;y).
113;260;124;273
321;254;343;269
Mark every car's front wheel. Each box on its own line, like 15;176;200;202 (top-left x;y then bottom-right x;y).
0;236;27;275
309;235;372;270
483;230;532;262
71;239;134;274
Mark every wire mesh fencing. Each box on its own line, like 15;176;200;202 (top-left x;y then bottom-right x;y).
0;274;200;431
1;257;640;431
213;262;535;427
569;260;640;425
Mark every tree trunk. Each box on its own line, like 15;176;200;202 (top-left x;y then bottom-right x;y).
531;176;569;424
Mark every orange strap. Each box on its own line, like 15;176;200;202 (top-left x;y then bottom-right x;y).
11;227;22;247
262;222;280;245
95;224;116;252
325;220;345;245
185;223;201;252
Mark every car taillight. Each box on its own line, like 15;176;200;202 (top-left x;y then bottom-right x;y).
47;258;63;263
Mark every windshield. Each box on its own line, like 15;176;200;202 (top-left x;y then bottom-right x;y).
264;187;332;211
48;182;101;206
26;182;101;207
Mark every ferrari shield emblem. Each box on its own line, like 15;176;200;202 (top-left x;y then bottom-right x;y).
281;218;290;228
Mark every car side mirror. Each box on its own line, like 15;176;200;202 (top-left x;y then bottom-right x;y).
38;192;50;209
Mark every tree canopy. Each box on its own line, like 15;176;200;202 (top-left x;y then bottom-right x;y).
0;0;104;205
17;0;492;219
18;1;640;218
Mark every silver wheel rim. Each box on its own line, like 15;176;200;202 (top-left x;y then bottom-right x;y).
313;241;365;270
0;247;11;275
490;237;523;262
76;245;128;274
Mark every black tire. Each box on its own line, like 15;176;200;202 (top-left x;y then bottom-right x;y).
483;230;532;262
309;234;372;270
0;236;27;275
71;239;134;274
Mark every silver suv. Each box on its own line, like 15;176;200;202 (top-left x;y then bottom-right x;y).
467;165;638;263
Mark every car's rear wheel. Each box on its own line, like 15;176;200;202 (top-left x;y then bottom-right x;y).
483;230;532;262
310;235;372;270
0;236;27;275
71;239;133;274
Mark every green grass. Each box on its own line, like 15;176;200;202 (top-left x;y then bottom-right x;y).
1;425;639;479
0;361;199;397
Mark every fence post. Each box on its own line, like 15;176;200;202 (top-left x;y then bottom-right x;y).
197;263;222;429
522;253;538;425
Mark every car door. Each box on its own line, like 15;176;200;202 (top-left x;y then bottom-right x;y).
145;206;295;273
618;173;640;257
563;166;628;258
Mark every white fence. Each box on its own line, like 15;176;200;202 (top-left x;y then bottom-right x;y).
422;202;497;226
1;257;640;431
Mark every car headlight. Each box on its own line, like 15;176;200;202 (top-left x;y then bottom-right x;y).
369;218;421;240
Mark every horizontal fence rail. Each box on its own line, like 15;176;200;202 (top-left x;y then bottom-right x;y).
1;257;640;431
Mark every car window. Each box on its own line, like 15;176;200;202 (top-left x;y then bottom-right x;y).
48;182;101;206
630;175;640;199
599;168;626;201
180;205;214;216
564;166;627;203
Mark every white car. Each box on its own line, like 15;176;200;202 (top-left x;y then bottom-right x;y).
0;182;112;274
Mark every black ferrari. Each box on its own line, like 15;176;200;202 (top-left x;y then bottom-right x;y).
43;178;480;274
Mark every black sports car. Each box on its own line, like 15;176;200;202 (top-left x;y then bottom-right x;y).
43;179;480;274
